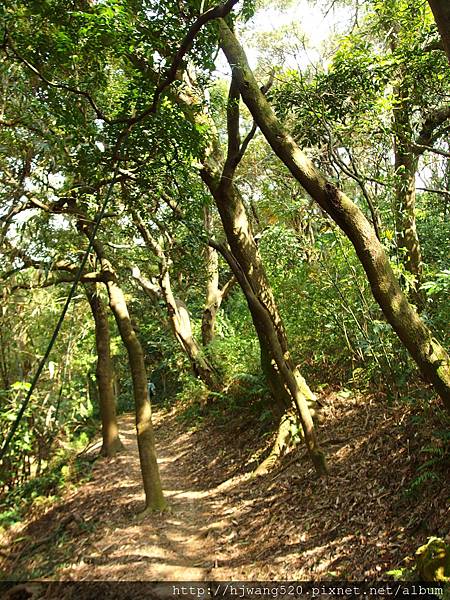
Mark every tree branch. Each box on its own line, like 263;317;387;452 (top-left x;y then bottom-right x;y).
221;73;242;182
131;266;162;302
219;274;236;300
3;0;239;129
4;39;114;124
417;186;450;197
412;143;450;159
415;105;450;153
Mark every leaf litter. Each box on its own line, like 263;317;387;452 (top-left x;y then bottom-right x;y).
0;389;448;584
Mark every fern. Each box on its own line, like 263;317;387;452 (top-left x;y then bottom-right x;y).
407;470;440;494
407;432;449;494
421;445;445;457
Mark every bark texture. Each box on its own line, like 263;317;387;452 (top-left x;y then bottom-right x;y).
219;20;450;412
201;207;236;346
428;0;450;65
85;283;124;457
132;215;220;389
202;246;220;346
106;276;166;511
78;221;166;512
200;76;327;476
202;206;221;346
253;410;296;476
392;84;423;303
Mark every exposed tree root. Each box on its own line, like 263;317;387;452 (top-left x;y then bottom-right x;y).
100;437;125;457
253;411;296;476
134;503;170;520
253;396;324;477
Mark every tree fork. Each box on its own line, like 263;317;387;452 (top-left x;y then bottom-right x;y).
131;212;220;389
214;241;328;476
198;78;326;474
218;20;450;412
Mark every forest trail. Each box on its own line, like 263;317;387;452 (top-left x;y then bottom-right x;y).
2;395;449;582
57;410;246;581
2;409;253;581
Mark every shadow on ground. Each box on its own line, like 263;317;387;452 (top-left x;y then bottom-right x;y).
1;390;449;580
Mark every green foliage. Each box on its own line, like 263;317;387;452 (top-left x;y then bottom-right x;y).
0;285;97;500
421;271;450;298
0;0;449;538
176;368;274;430
0;445;93;528
257;223;406;388
407;425;450;495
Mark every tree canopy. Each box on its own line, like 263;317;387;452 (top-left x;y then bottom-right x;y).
0;0;449;586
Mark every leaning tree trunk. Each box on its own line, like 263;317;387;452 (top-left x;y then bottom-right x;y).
77;218;166;512
196;75;327;475
202;165;306;420
253;410;297;476
132;214;220;389
85;283;124;457
206;179;327;476
427;0;450;65
168;294;220;388
219;20;450;413
105;277;166;511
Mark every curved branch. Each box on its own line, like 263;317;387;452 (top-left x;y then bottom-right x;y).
415;105;450;153
3;0;239;128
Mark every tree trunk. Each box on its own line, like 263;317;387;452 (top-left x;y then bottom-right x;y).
259;338;292;416
392;85;424;307
195;74;327;476
131;215;220;389
106;277;167;511
427;0;450;65
162;277;220;389
85;283;124;457
219;20;450;413
201;206;221;346
214;235;327;475
201;160;327;475
254;410;296;476
77;219;166;512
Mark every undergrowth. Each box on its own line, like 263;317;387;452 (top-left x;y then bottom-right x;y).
394;394;450;500
175;370;274;431
0;432;95;530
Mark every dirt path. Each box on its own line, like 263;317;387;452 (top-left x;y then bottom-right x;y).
20;410;246;581
2;393;449;583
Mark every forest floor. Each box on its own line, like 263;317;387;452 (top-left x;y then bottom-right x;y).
1;389;449;586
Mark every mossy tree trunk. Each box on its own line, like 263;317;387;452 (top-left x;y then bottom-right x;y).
392;83;423;306
219;20;450;413
427;0;450;65
85;283;124;457
200;75;327;477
